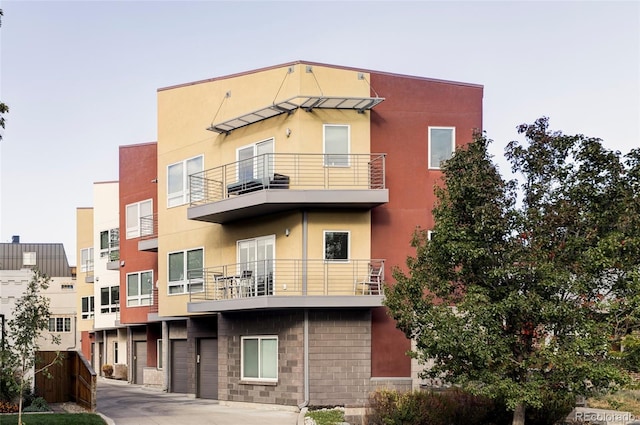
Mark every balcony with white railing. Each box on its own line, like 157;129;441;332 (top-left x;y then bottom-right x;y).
187;153;388;223
188;258;385;312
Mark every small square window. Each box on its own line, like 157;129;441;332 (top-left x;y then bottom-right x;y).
241;336;278;381
324;231;349;261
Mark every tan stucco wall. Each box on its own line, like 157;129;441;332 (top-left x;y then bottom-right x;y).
76;207;95;333
157;63;374;316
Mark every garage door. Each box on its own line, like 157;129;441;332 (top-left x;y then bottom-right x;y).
198;338;218;399
171;339;188;393
134;341;147;384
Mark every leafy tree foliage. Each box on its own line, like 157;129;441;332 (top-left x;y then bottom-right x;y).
3;269;61;425
385;118;640;425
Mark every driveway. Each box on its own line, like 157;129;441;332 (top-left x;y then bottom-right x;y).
97;378;299;425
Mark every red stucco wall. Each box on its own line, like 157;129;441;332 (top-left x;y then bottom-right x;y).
118;142;158;325
369;72;483;377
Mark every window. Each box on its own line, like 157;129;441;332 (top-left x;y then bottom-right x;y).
167;155;204;207
237;235;275;295
81;248;94;272
168;248;204;294
428;127;455;169
100;285;120;313
324;231;349;261
113;342;119;364
241;336;278;381
100;228;120;260
324;124;349;167
127;270;153;306
237;138;274;182
157;339;163;370
81;296;95;319
23;252;36;266
126;199;153;239
48;317;71;333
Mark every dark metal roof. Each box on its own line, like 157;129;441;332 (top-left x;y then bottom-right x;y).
0;243;72;277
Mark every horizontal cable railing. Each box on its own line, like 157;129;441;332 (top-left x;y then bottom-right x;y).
189;153;386;206
139;213;158;239
189;258;385;302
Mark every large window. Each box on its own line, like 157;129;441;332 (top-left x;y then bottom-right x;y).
81;296;95;319
80;247;94;272
100;285;120;313
167;155;204;207
323;124;349;167
324;231;349;261
237;138;274;183
127;270;153;306
48;317;71;333
100;228;120;261
126;199;153;239
168;248;204;294
241;336;278;381
428;127;455;169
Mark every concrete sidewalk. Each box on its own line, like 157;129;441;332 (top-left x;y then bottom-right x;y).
97;378;299;425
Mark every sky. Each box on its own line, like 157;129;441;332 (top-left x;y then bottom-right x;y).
0;0;638;265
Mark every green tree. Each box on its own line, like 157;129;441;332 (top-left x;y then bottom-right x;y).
385;118;639;425
5;269;61;425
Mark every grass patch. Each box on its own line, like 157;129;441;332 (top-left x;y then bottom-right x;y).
0;413;106;425
305;408;344;425
588;389;640;416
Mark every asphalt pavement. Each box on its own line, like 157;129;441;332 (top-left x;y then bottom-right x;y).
97;378;299;425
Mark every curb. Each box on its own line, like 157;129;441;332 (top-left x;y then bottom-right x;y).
97;411;116;425
297;407;308;425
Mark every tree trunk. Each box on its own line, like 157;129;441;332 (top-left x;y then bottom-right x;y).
512;403;525;425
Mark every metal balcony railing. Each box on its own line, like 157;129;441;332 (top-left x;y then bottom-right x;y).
139;213;158;239
189;153;386;206
189;258;385;302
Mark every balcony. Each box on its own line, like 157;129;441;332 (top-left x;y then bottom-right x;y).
188;259;384;312
187;153;388;223
138;213;158;252
105;250;120;270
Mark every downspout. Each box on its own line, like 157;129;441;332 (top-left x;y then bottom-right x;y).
298;211;310;409
162;320;169;392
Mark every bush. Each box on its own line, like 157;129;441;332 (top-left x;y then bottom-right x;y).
102;364;114;377
0;400;19;413
366;388;505;425
366;388;575;425
23;397;50;412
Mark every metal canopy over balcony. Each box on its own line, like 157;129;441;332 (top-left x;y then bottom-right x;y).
206;95;384;135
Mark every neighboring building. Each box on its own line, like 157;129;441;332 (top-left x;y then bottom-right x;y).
77;182;127;376
0;238;77;351
118;142;161;386
76;61;483;412
76;207;96;361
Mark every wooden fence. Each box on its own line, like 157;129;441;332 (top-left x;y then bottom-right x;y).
35;350;96;411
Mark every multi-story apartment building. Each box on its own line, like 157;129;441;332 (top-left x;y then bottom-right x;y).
76;182;127;377
0;238;77;351
118;142;161;385
76;61;483;412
